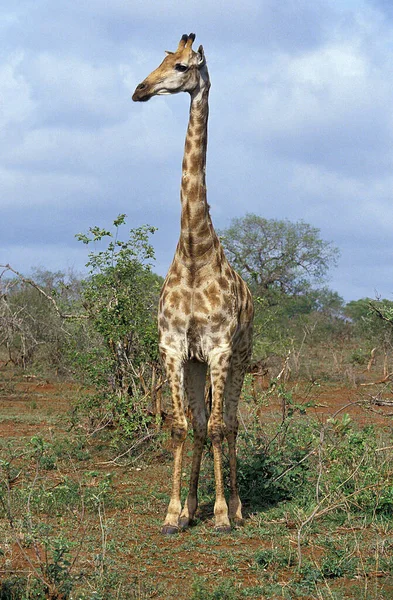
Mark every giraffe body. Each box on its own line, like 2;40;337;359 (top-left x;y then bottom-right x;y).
133;34;253;532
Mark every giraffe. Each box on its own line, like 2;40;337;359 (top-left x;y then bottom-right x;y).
132;33;254;533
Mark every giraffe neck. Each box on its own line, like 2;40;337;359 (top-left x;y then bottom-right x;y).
176;85;218;268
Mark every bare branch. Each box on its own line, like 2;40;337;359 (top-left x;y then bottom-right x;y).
359;372;393;386
0;264;89;320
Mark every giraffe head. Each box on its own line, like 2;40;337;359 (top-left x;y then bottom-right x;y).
132;33;209;102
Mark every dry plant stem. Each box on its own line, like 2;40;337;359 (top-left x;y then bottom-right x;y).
68;504;87;575
345;510;368;580
98;431;157;465
290;323;317;376
369;394;393;406
330;399;363;420
369;301;393;325
296;464;393;568
238;408;248;435
272;447;316;485
63;456;87;575
297;455;367;567
85;414;114;436
3;459;51;590
319;573;337;599
276;351;291;383
27;456;47;578
315;440;324;505
360;373;393;386
2;447;88;592
96;498;108;580
296;399;371;568
368;407;393;417
365;347;377;372
265;418;291;453
375;444;393;452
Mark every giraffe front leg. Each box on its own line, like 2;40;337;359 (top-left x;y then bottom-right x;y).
162;424;187;534
208;351;232;532
210;430;231;532
162;356;187;535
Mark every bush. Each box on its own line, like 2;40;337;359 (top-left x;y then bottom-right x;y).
73;215;164;443
0;267;85;375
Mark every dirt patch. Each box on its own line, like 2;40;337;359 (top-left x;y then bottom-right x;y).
0;370;76;439
1;367;393;599
254;380;393;429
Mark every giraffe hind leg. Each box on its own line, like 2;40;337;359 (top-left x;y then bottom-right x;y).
208;351;233;532
224;364;247;525
179;360;208;529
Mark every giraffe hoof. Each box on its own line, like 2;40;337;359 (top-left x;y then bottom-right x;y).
179;517;191;530
161;524;179;535
214;524;232;534
232;517;244;527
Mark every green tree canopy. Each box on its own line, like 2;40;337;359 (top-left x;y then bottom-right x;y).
219;214;340;305
345;297;393;349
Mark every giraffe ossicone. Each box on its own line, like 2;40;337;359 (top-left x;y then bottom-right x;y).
133;33;254;533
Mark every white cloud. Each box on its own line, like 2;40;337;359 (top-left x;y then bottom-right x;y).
241;39;393;168
0;53;34;130
0;167;100;210
0;45;185;213
23;54;133;129
289;163;393;233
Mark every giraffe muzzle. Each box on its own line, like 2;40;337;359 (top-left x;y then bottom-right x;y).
132;82;152;102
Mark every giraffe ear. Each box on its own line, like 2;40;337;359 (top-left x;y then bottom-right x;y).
165;50;174;56
197;45;205;66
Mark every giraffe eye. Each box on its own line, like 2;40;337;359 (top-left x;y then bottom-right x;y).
175;63;189;72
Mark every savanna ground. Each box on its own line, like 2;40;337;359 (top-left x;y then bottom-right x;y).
1;362;393;600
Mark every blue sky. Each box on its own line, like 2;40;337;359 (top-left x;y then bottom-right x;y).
1;0;393;301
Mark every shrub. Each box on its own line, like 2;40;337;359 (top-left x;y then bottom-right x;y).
73;216;164;443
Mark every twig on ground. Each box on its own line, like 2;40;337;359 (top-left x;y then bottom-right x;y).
98;431;157;465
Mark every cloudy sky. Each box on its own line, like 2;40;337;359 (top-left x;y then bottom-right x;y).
1;0;393;301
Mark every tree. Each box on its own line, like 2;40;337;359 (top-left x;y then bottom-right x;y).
345;298;393;336
345;298;393;371
218;214;341;360
219;214;339;305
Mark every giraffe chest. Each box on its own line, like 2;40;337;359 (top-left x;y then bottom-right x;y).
158;279;237;361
